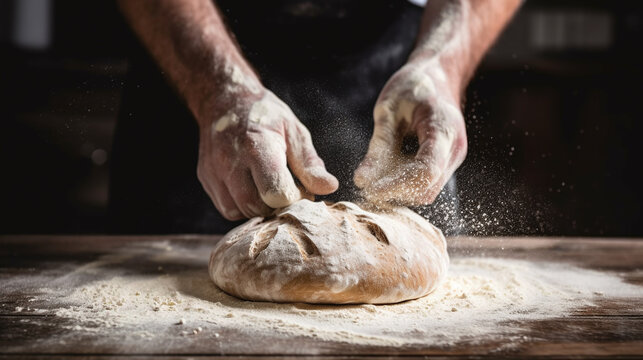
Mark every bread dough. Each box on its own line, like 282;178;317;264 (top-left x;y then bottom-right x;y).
209;199;448;304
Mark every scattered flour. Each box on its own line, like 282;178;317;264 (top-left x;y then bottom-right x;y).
34;241;642;347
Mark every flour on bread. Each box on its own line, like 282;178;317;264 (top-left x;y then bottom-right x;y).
209;199;448;304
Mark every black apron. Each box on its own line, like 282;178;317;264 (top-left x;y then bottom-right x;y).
109;1;428;234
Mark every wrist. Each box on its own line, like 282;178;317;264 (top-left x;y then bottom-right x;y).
409;0;474;100
188;63;266;127
212;58;263;98
405;56;464;104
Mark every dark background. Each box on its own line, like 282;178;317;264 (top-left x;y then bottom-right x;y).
1;0;641;236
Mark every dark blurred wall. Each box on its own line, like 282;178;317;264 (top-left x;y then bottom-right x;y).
0;0;127;233
456;0;643;235
0;0;641;235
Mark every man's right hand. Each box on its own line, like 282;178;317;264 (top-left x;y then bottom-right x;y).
196;84;338;220
117;0;338;220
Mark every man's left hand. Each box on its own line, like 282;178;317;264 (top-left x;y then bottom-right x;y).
354;60;467;206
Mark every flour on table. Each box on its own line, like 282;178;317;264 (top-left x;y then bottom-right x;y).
28;241;642;347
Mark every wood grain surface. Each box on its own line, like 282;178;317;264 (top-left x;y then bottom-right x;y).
1;235;642;359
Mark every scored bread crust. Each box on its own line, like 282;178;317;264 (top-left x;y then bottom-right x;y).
209;199;448;304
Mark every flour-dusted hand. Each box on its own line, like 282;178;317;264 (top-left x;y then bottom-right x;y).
197;74;338;220
353;0;523;207
117;0;338;221
354;61;467;206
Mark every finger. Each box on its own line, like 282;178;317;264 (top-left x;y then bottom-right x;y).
421;136;468;204
354;101;399;188
422;163;456;204
249;136;302;209
414;130;451;179
286;123;338;195
358;107;446;206
362;126;450;206
361;159;438;206
366;119;462;206
225;167;272;218
198;170;244;221
411;100;467;203
415;99;464;165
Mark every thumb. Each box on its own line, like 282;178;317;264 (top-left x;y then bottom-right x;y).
413;103;461;179
354;100;398;188
286;123;339;195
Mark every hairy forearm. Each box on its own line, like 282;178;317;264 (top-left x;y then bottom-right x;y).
117;0;261;124
411;0;521;98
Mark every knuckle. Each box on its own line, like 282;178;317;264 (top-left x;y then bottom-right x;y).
423;192;439;204
285;122;312;147
296;122;312;138
196;163;215;184
373;100;394;124
240;133;264;157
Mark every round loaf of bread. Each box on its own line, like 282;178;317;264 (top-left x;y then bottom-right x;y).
209;199;448;304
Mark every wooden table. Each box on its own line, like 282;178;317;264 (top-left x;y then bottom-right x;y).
1;235;642;359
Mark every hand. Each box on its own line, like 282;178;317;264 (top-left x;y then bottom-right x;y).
197;86;338;220
354;61;467;207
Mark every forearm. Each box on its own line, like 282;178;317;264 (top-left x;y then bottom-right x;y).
117;0;261;124
410;0;521;98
